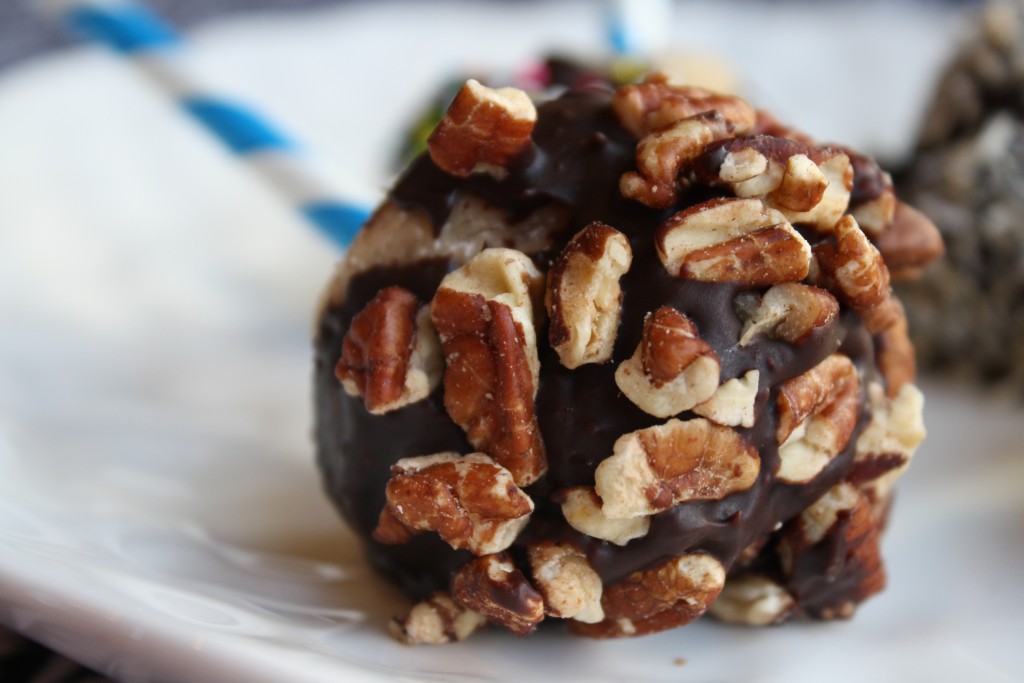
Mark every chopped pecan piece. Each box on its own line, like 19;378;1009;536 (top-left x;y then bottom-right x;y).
875;299;915;398
570;553;725;638
527;541;605;623
431;249;547;485
451;552;545;636
427;79;536;178
546;222;632;368
615;307;721;418
620;111;734;208
611;73;756;138
560;486;650;545
772;153;829;212
846;148;896;238
373;452;534;555
709;574;796;626
813;215;896;334
336;287;442;415
777;483;886;620
718;146;769;183
775;354;860;484
389;592;487;645
595;418;760;519
737;283;840;347
874;201;944;280
693;369;760;428
851;381;926;504
656;197;811;285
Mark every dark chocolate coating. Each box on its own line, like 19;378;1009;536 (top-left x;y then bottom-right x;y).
314;88;881;607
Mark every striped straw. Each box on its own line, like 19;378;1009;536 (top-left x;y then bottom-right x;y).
51;0;371;248
606;0;675;56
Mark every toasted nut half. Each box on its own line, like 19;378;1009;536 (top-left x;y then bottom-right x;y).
615;307;720;418
427;79;536;178
527;541;605;623
570;553;725;638
693;369;760;428
546;222;632;368
656;197;811;285
389;592;487;645
432;248;547;485
451;552;545;636
595;418;760;519
336;288;442;415
709;574;796;626
738;283;840;347
373;452;534;555
611;73;756;138
775;354;860;484
560;486;650;546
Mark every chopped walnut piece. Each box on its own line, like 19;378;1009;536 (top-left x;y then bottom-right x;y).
570;553;725;638
656;197;811;285
527;541;605;623
390;592;487;645
431;248;547;485
373;452;534;555
709;574;796;626
777;483;886;620
851;381;926;504
775;354;860;484
813;215;895;334
620;111;734;209
693;369;760;428
611;73;756;139
615;307;720;418
560;487;650;545
427;79;536;178
737;283;840;347
336;288;442;415
546;222;632;368
595;418;760;519
450;552;545;636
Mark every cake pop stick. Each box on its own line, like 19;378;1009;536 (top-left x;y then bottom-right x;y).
47;0;371;248
605;0;675;56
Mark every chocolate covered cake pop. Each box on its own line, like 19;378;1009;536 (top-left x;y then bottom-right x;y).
897;0;1024;383
314;73;941;643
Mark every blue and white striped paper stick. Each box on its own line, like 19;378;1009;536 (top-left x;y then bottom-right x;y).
606;0;675;56
51;0;371;248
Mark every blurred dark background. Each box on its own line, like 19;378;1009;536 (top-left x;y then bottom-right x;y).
0;0;986;70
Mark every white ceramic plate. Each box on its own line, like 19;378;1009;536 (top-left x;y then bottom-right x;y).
1;2;1021;681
